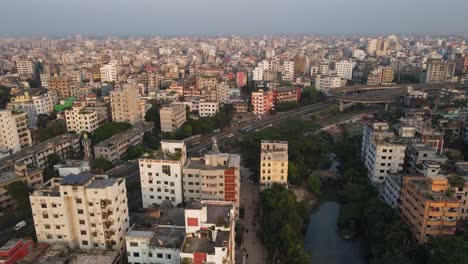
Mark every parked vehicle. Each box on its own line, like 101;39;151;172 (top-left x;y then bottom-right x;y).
14;221;26;230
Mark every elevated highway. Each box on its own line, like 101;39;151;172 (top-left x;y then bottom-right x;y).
335;81;467;111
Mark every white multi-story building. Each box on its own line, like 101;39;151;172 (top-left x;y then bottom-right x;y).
16;59;34;76
252;67;264;81
64;103;99;133
181;201;236;264
33;92;57;115
139;140;186;207
315;75;344;91
199;101;219;117
361;121;407;184
335;60;356;80
382;174;403;209
29;172;130;252
0;110;32;154
40;73;50;88
282;61;294;82
100;63;119;82
126;226;185;264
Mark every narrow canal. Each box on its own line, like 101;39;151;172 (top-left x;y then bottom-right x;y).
303;201;365;264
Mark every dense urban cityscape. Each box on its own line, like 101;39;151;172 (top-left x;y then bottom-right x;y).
1;6;468;263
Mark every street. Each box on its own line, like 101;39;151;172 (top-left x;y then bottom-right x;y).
238;166;267;264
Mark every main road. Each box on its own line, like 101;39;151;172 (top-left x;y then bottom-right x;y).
187;100;333;154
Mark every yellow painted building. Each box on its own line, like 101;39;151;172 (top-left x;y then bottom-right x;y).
259;140;288;190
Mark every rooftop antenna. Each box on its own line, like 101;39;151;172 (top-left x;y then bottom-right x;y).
212;137;219;153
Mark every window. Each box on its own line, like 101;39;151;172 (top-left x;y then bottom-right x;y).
76;198;82;204
166;254;172;259
133;252;140;257
162;165;171;175
157;253;163;258
56;225;61;229
77;209;84;214
130;242;138;247
82;240;88;246
148;252;153;257
44;224;51;229
41;203;47;208
81;230;87;235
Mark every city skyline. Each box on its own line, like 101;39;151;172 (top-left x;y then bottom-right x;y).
1;0;468;36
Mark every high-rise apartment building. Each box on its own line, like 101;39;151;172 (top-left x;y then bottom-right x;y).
183;148;241;207
139;140;187;207
16;59;34;76
48;75;72;98
30;172;130;252
361;121;406;184
100;63;119;82
259;140;288;190
423;60;456;83
64;102;99;133
335;60;356;80
159;104;187;132
400;163;460;244
199;101;219;117
0;110;32;154
110;84;143;125
315;75;344;91
251;89;274;115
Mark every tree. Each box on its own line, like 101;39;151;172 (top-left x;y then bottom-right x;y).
307;170;321;195
428;237;468;264
145;102;161;133
91;158;114;173
93;122;132;143
288;162;300;184
6;181;31;212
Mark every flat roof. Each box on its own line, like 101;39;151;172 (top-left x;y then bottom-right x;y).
60;172;94;186
149;226;185;249
0;171;17;185
182;237;215;254
87;178;117;189
0;238;22;252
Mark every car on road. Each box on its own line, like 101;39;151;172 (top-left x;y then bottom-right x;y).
228;133;235;138
14;221;26;230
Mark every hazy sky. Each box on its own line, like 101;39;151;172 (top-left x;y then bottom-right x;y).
1;0;468;36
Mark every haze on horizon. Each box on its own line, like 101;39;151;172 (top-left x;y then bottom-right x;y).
1;0;468;36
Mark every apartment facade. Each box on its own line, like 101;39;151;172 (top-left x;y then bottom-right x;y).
199;101;219;117
16;59;34;76
259;140;288;190
183;152;241;207
159;104;187;132
0;110;32;154
100;63;119;82
30;173;130;252
48;75;72;98
315;75;344;91
181;201;236;264
0;133;81;170
139;140;186;207
64;103;99;133
335;60;356;80
125;226;184;264
0;163;43;209
424;60;456;83
251;89;274;115
110;84;143;125
400;170;460;244
94;121;153;161
361;122;406;184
